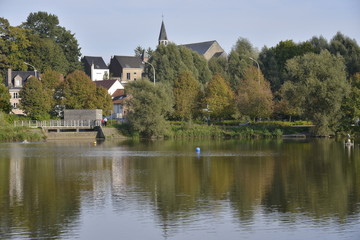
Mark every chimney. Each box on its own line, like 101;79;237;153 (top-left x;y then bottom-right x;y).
7;69;12;87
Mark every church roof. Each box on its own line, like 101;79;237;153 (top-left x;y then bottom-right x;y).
158;20;168;41
181;40;218;55
83;56;108;69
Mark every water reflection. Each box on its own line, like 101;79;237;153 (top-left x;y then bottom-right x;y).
0;139;359;239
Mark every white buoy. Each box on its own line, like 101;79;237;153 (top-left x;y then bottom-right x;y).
196;147;200;153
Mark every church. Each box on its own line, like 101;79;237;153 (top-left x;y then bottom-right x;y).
158;20;226;61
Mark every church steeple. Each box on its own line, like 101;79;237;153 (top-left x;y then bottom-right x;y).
158;20;168;46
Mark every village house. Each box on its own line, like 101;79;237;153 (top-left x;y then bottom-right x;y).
94;79;127;119
5;69;37;115
108;56;144;85
82;56;109;81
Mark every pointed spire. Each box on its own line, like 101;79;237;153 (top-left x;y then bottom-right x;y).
158;19;168;46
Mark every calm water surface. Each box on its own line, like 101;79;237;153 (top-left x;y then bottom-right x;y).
0;139;359;240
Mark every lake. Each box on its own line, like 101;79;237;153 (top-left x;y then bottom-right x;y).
0;138;359;240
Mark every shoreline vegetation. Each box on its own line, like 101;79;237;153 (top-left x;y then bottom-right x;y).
0;112;355;143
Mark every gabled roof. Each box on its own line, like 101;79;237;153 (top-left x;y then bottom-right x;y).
83;56;108;69
94;79;118;90
158;20;168;41
112;89;125;98
113;56;144;69
7;71;36;80
181;40;218;55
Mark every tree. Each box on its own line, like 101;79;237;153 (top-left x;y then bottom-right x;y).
259;40;315;93
0;18;30;79
0;82;11;113
205;74;235;120
283;50;349;135
228;37;258;89
22;11;82;73
340;73;360;128
149;43;211;85
329;32;360;76
61;70;112;112
236;66;274;120
26;35;69;73
19;77;52;119
125;79;174;137
94;86;113;116
173;71;200;120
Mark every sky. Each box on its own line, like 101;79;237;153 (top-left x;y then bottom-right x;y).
1;0;359;64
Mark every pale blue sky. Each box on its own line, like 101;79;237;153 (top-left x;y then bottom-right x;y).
1;0;359;64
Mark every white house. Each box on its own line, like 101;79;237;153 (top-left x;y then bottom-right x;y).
82;56;109;81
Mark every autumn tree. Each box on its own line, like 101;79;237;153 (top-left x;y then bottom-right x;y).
173;71;200;120
19;77;52;119
125;79;174;137
282;50;349;136
236;66;274;120
205;74;235;120
0;82;11;113
61;70;112;114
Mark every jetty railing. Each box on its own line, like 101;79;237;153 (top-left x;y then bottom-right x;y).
14;120;102;128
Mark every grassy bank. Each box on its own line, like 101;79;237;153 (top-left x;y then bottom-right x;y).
0;126;44;142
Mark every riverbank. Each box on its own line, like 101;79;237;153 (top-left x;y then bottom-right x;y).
0;126;44;142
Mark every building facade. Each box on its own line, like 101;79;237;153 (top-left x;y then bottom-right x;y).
108;56;144;85
5;69;37;115
82;56;109;81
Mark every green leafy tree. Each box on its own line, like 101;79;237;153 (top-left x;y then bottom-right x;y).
61;70;112;112
283;50;349;135
41;70;63;116
22;11;81;73
173;71;200;120
236;66;274;120
340;73;360;128
228;37;258;89
259;40;315;93
125;79;174;137
0;82;11;113
19;77;52;119
0;18;30;79
205;74;235;120
329;32;360;76
150;43;211;85
274;81;303;121
27;35;69;73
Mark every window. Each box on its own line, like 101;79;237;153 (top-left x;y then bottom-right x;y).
126;73;131;80
13;92;18;99
13;103;17;109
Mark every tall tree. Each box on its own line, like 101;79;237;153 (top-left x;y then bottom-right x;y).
282;50;349;135
205;74;235;120
0;18;30;79
228;37;258;89
22;11;82;73
236;66;274;120
0;82;11;113
125;79;174;137
19;77;52;119
173;71;200;120
149;43;211;86
329;32;360;77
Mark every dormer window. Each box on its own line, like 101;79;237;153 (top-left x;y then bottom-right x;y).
14;75;22;87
